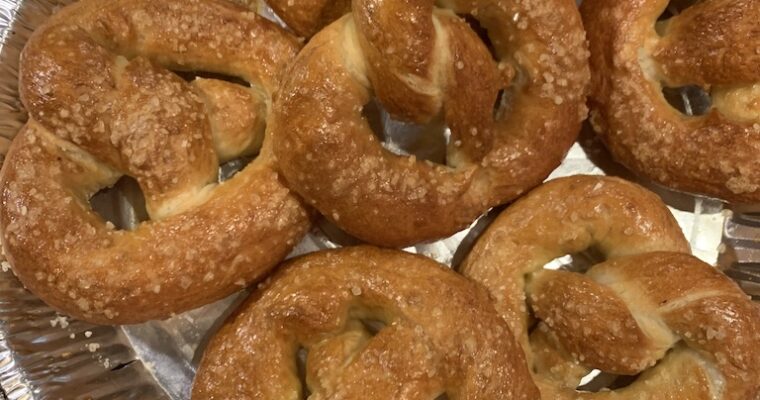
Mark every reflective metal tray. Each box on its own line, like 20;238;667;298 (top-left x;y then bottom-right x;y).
0;1;756;399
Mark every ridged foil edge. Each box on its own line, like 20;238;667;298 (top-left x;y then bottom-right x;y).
0;0;33;396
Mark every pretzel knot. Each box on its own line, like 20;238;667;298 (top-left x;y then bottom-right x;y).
272;0;590;246
0;0;311;324
462;176;760;399
193;247;541;399
582;0;760;203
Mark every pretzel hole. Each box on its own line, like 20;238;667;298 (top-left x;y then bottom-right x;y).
359;318;387;335
362;99;449;165
173;70;251;88
542;248;605;273
576;369;640;392
657;0;703;24
460;15;497;61
296;346;312;399
662;85;712;116
89;176;149;230
458;15;516;119
218;156;255;181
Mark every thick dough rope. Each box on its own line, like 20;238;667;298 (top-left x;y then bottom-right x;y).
271;0;590;246
193;246;540;399
583;0;760;203
0;0;311;324
461;175;760;399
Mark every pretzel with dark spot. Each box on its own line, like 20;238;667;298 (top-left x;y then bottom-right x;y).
0;0;311;324
271;0;590;247
583;0;760;203
193;246;540;399
461;175;760;399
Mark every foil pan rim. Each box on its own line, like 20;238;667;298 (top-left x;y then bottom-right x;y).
0;0;33;396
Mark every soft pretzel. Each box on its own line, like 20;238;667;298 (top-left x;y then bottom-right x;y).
582;0;760;203
271;0;590;246
193;246;540;399
461;175;760;399
0;0;311;324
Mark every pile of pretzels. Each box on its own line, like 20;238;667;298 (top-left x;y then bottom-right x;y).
0;0;757;398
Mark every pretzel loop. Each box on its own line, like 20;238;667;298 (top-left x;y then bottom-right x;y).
0;0;310;324
272;0;589;246
193;247;541;399
461;176;760;399
583;0;760;202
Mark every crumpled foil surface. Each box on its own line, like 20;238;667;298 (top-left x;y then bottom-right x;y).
0;1;757;399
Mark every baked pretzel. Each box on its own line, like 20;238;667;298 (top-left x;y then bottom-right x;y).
461;175;760;399
193;246;540;399
0;0;311;324
271;0;590;247
582;0;760;203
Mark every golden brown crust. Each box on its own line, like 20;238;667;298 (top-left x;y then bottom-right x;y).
271;0;590;247
0;0;311;324
266;0;351;38
582;0;760;203
192;246;540;399
461;175;760;399
192;78;266;163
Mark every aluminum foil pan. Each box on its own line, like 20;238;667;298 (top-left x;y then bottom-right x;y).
0;1;757;399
